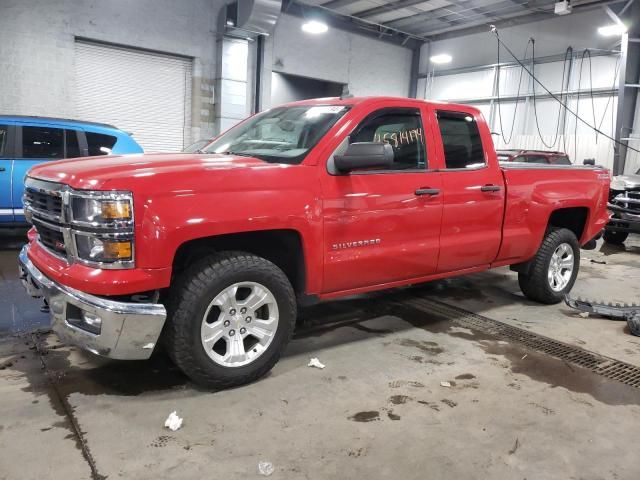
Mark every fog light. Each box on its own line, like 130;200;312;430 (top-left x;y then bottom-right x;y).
81;311;102;334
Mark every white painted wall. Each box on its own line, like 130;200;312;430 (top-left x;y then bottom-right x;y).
423;8;623;168
266;13;412;107
626;99;640;175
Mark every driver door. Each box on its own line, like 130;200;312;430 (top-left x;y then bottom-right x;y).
320;105;443;294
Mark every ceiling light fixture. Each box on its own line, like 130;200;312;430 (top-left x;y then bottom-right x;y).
598;24;627;36
302;20;328;34
430;54;452;64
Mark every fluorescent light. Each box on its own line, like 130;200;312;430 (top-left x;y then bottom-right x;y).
430;54;452;64
598;24;627;36
302;20;328;34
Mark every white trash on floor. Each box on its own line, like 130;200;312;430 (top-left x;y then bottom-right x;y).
440;381;452;388
164;411;183;431
308;357;326;369
258;461;274;476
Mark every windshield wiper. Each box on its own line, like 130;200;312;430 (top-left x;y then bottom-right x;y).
217;151;255;157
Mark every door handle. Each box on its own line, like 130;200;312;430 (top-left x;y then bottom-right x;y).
0;167;5;172
480;184;501;192
415;188;440;196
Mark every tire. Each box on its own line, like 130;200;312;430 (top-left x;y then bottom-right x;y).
603;229;628;245
164;251;296;389
518;228;580;305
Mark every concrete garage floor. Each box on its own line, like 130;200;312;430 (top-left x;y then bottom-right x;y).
1;231;640;480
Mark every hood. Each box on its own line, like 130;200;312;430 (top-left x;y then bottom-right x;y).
27;152;268;190
611;174;640;191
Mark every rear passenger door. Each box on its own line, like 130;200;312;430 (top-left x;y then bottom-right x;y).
433;109;505;273
0;125;16;222
12;125;82;221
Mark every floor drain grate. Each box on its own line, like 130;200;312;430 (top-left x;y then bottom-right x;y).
402;297;640;389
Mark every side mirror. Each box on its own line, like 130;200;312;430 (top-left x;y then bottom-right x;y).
334;142;394;172
583;158;595;166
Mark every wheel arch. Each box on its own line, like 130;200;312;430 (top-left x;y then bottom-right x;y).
547;206;589;243
171;229;307;295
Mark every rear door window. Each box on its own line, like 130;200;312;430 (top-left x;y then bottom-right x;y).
86;132;117;156
22;126;64;159
0;125;7;157
553;155;571;165
436;111;486;169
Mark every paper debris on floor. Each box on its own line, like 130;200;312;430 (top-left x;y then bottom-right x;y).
440;381;452;388
258;461;274;476
308;357;326;369
164;411;183;431
578;312;590;318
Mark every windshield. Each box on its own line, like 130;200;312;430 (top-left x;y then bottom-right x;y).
203;105;349;164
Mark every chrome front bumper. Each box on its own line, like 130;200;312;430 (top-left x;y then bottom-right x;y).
18;245;167;360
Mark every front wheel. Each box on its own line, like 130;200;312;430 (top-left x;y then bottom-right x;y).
518;228;580;304
165;252;296;389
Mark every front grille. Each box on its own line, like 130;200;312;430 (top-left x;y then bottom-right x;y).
34;221;66;257
610;191;640;215
24;178;68;259
24;189;63;219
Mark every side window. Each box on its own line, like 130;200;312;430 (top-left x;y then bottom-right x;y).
22;126;64;159
0;125;7;157
350;109;426;170
65;130;82;158
525;155;549;164
554;155;571;165
436;111;485;169
86;132;117;156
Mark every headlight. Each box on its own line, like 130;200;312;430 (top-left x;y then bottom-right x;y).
70;192;133;226
610;176;628;191
69;191;135;268
75;233;133;264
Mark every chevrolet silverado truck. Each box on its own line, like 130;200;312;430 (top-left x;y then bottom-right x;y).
18;97;610;388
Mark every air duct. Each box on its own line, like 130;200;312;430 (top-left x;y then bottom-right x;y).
214;0;281;134
224;0;281;38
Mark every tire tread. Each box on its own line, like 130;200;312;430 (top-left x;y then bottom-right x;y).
164;251;296;389
518;228;580;304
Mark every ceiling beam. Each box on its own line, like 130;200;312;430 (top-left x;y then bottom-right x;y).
422;9;552;38
353;0;438;19
321;0;365;9
383;0;533;30
420;0;615;40
618;0;637;15
287;1;428;46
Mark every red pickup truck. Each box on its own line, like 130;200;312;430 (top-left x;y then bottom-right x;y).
19;97;610;388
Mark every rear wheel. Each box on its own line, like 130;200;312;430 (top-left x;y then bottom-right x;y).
165;252;296;389
603;229;628;245
518;228;580;304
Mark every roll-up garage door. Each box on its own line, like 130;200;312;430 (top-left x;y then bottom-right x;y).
75;40;192;152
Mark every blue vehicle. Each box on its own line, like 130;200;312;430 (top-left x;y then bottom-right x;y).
0;116;143;225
